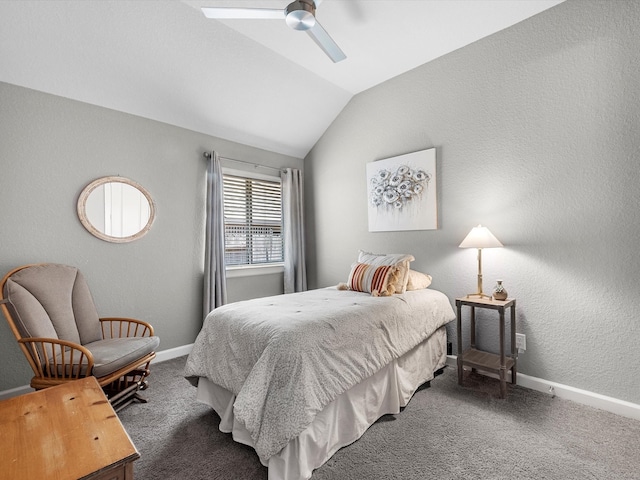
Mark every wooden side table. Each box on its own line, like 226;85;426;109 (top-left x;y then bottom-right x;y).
456;296;517;398
0;376;140;480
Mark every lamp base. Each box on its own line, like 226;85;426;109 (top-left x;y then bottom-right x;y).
465;292;493;300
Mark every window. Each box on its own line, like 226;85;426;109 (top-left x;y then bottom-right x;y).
223;172;283;267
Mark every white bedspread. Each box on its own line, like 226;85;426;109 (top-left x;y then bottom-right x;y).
184;287;454;462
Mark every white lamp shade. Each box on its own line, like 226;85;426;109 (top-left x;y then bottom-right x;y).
459;225;503;249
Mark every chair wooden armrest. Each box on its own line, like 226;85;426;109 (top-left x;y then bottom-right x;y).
17;337;94;389
99;317;155;339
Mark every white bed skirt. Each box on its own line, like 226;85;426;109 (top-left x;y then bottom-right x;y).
196;325;447;480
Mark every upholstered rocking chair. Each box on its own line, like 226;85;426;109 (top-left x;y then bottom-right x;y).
0;263;160;411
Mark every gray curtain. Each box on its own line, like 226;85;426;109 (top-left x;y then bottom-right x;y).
204;151;227;317
282;167;307;293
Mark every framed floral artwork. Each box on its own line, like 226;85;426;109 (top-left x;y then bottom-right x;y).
366;148;437;232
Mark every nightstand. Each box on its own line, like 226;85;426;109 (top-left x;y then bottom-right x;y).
456;296;517;398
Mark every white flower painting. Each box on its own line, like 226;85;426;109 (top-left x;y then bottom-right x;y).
367;148;437;232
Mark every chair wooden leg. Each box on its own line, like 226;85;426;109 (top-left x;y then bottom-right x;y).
108;382;140;412
103;362;153;412
133;393;148;404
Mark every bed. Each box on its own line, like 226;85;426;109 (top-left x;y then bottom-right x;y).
184;277;455;480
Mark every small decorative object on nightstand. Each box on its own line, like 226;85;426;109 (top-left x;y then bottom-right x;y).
493;280;508;300
456;296;517;399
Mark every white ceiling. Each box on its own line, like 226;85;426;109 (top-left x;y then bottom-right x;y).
0;0;563;158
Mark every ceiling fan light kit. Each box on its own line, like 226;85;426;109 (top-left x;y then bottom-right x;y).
201;0;346;63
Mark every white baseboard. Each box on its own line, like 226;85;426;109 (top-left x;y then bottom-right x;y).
446;355;640;421
0;384;34;401
3;348;638;422
152;343;194;363
0;344;195;401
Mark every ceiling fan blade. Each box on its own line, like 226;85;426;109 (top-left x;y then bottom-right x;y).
306;20;346;63
201;7;284;20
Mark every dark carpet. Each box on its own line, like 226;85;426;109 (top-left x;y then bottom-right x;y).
118;357;640;479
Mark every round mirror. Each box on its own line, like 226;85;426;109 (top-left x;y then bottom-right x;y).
77;176;156;243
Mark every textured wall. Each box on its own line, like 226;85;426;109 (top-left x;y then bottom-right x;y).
0;82;300;391
305;0;640;404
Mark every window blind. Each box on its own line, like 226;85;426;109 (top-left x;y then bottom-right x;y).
223;174;283;266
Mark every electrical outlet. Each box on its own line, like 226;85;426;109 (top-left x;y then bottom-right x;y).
515;333;526;352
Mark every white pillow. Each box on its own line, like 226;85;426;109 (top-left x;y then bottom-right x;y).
406;270;432;290
357;250;415;293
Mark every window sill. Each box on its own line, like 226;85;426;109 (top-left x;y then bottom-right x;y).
226;263;284;278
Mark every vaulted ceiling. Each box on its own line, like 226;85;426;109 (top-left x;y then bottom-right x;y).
0;0;563;158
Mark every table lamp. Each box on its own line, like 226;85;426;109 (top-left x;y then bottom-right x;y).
459;225;503;299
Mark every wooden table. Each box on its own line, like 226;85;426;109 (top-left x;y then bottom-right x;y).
0;376;140;479
456;296;517;398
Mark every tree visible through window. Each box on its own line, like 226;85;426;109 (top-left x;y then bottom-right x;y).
223;173;283;266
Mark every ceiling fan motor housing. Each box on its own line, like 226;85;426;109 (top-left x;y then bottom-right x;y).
285;0;316;31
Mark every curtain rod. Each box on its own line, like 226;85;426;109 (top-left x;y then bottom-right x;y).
203;152;283;173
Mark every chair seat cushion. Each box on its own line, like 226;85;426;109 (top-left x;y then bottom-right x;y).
85;336;160;378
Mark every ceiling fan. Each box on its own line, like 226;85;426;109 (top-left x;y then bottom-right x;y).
201;0;346;63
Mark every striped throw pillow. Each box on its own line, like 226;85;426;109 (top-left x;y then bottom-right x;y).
347;263;394;295
357;251;414;293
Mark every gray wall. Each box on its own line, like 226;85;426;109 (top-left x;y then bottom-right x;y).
0;82;301;391
304;0;640;404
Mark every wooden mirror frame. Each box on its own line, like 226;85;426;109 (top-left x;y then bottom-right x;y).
77;176;156;243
